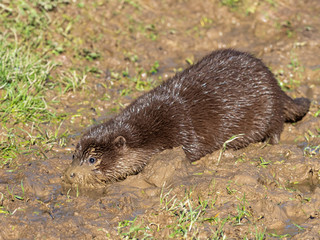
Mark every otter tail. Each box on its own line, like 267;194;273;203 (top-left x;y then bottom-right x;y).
282;94;310;122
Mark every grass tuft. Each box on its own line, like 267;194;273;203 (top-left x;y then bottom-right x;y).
0;41;56;123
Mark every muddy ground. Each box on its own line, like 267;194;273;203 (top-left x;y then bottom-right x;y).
1;0;320;239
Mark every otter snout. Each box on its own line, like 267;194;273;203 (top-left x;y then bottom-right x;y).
63;166;78;184
63;163;105;187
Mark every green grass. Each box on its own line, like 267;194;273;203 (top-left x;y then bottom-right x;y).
0;38;63;167
0;1;50;47
0;1;79;168
117;187;266;239
0;123;70;168
160;189;207;238
118;217;152;239
6;180;25;201
276;51;305;91
0;41;56;123
58;69;88;93
218;134;244;164
105;61;161;97
221;0;241;9
235;193;251;225
0;1;75;60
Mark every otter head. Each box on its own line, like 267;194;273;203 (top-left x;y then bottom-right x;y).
64;133;148;187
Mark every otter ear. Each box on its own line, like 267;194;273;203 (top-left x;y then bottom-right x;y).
113;136;126;149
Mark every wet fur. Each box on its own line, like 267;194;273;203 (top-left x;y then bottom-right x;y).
66;49;310;185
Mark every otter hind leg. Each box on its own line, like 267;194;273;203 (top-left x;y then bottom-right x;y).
268;132;280;145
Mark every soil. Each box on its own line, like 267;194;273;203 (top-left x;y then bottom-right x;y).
1;0;320;239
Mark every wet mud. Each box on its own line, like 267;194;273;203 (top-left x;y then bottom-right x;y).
1;0;320;239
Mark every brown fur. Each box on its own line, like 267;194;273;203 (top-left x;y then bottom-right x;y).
64;49;310;186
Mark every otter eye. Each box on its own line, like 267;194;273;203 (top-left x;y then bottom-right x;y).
72;154;75;160
89;157;96;164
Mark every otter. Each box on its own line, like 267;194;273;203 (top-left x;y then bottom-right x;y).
64;49;310;186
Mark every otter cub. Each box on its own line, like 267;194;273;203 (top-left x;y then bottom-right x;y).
65;49;310;186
